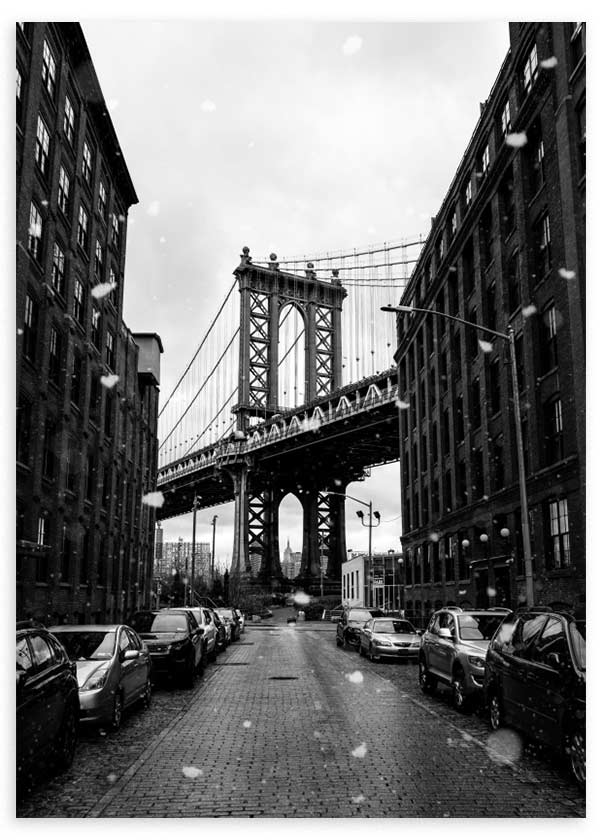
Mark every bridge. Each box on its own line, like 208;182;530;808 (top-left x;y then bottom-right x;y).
157;238;424;590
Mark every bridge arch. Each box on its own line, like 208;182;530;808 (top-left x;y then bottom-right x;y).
278;303;306;408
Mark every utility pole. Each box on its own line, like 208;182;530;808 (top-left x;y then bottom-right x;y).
191;495;200;606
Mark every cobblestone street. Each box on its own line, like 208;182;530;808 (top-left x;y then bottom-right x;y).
17;614;585;818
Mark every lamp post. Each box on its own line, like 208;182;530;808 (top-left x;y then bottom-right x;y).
211;515;218;589
326;491;381;606
191;495;200;607
381;303;534;607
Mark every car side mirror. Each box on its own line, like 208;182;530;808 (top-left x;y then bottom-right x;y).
438;627;452;639
547;652;564;670
123;649;139;660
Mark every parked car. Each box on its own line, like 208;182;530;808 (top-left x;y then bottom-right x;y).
234;608;245;634
163;606;217;662
49;624;152;730
16;623;80;782
336;607;385;649
214;607;241;641
128;609;204;687
359;617;421;661
208;608;228;652
484;607;585;787
418;607;508;711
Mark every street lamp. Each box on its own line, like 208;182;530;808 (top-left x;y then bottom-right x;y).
326;491;381;605
381;303;534;607
191;495;200;607
211;515;218;589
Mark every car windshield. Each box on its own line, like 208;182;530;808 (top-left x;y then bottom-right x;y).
53;631;116;660
348;609;373;623
131;613;187;633
457;613;505;641
569;620;586;670
373;620;415;634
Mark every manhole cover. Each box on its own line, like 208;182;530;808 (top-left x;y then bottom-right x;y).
269;676;299;680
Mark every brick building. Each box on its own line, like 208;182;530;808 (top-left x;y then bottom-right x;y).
393;23;585;622
16;23;163;623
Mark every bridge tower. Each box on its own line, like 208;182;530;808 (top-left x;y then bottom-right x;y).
229;247;356;591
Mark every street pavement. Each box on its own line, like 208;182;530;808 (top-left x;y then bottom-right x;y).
17;609;585;818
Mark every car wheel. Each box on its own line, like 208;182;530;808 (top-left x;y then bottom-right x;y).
53;704;78;771
564;728;585;788
419;658;436;694
111;692;124;731
452;670;470;712
488;690;504;731
141;678;152;709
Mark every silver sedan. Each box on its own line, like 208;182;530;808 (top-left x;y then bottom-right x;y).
49;624;152;730
359;617;421;661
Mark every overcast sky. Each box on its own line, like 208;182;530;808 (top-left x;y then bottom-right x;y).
77;16;509;565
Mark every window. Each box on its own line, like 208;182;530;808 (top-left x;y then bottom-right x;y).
98;180;107;219
452;330;462;380
534;212;552;279
464;177;472;209
455;394;464;442
63;95;75;145
531;617;568;667
73;277;85;324
16;66;23;125
528;125;545;195
500;170;515;237
457;460;467;505
22;293;38;362
444;536;455;582
523;43;538;95
51;242;65;295
60;524;72;580
478;144;490;179
71;348;83;407
104;391;114;438
437;234;444;264
27;201;43;260
470;378;481;428
506;250;521;313
479;203;493;267
488;357;501;415
473;448;484;498
570;22;585;68
108;266;118;307
35;115;50;175
543;396;564;464
448;275;459;315
450;207;458;237
94;239;104;277
17;395;32;465
58;166;70;215
89;374;101;424
42;417;56;479
540;303;558;374
462;237;475;297
91;306;102;349
48;325;62;385
500;99;511;137
82;140;93;185
41;39;57;98
66;438;78;493
547;498;570;569
491;435;504;491
486;283;497;332
467;307;479;359
77;204;89;251
106;330;115;369
444;470;453;512
111;212;121;249
442;409;450;456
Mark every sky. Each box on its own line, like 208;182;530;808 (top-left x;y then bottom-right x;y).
73;14;512;567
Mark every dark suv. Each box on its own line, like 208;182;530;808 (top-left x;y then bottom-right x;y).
129;609;205;687
418;607;508;710
484;607;585;787
17;623;80;783
336;607;384;649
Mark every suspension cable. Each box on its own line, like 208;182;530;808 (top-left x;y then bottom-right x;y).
181;387;237;457
158;277;238;419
